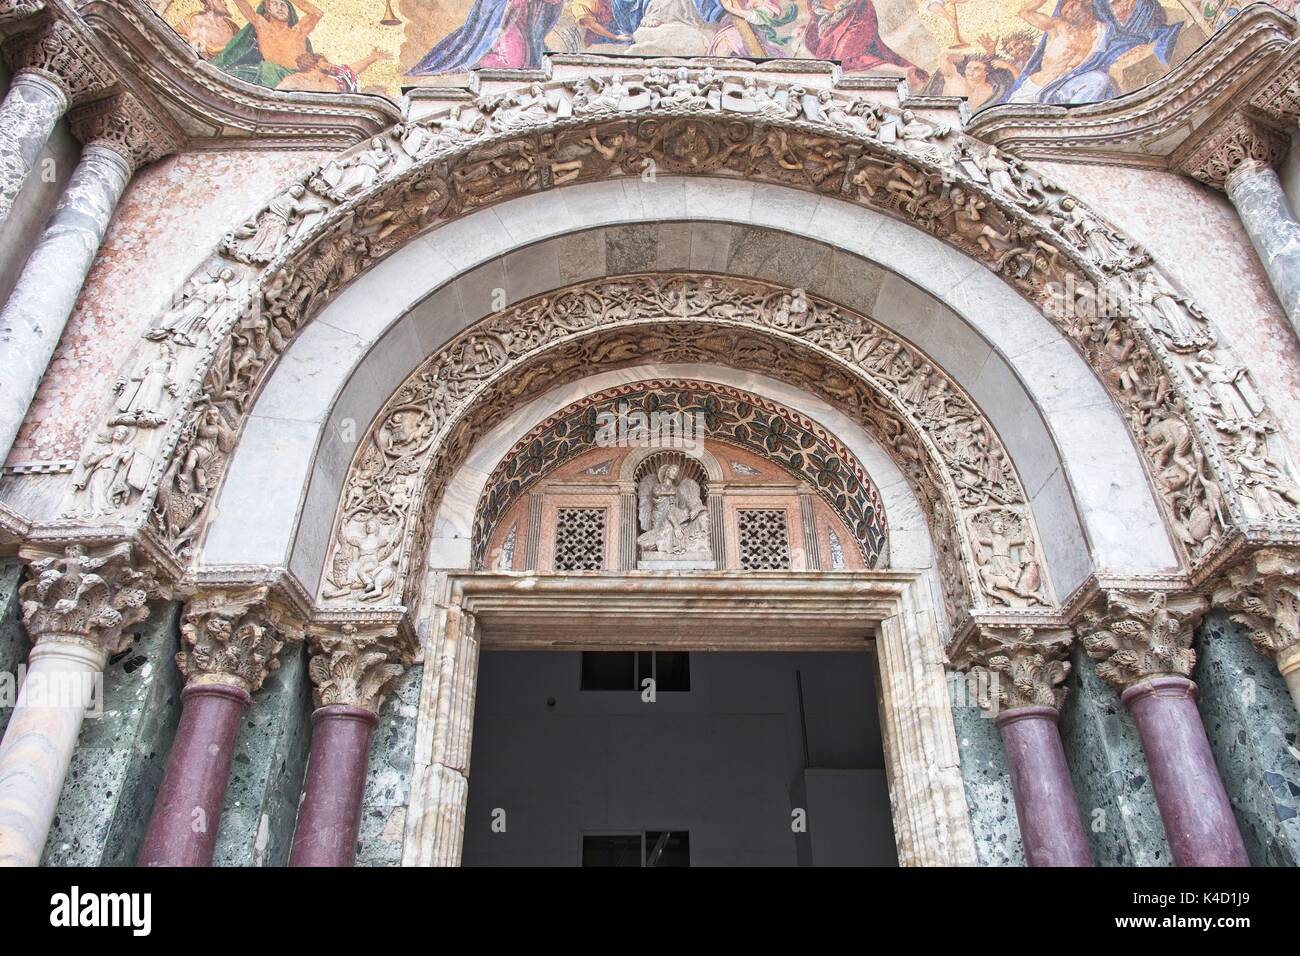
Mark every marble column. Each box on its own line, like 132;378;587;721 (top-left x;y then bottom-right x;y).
1078;588;1249;867
0;18;114;239
1212;547;1300;716
958;627;1092;867
0;93;176;465
0;543;157;866
138;588;300;867
290;622;415;867
1225;160;1300;338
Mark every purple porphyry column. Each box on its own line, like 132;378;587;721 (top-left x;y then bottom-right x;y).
994;705;1093;866
1123;675;1249;867
289;705;379;867
138;683;250;867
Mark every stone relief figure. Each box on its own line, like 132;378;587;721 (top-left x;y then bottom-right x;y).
637;463;711;558
322;515;401;600
73;425;144;516
1051;196;1145;272
112;342;179;427
311;137;393;201
147;267;240;346
1187;349;1264;425
969;509;1044;606
1231;429;1300;521
222;183;328;264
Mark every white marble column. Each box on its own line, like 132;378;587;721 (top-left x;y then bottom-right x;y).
1225;160;1300;338
0;71;67;233
0;543;156;867
0;17;114;239
0;144;130;462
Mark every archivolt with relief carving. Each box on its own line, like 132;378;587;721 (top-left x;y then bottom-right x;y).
56;68;1300;585
319;274;1053;636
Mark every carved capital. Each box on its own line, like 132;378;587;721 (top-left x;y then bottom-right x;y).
305;621;416;713
3;18;115;104
1075;589;1209;689
0;0;44;31
1250;50;1300;126
177;587;305;693
954;625;1073;712
17;541;163;656
1177;111;1288;192
1211;546;1300;661
69;93;182;172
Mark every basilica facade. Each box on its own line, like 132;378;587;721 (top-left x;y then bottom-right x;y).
0;0;1299;867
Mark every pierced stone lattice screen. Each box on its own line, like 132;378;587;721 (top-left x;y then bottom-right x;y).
554;508;607;571
737;509;792;571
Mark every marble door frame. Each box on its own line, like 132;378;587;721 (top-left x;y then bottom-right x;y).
401;570;978;867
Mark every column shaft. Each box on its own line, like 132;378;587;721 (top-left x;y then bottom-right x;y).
0;144;131;463
0;639;105;866
1225;161;1300;337
0;71;67;236
993;705;1093;866
289;705;377;866
1122;675;1249;866
138;683;251;867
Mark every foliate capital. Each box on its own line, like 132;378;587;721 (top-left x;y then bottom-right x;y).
18;541;163;656
4;18;115;104
70;93;182;173
305;621;417;713
1177;111;1288;192
955;625;1073;712
1075;589;1208;689
1211;547;1300;661
177;587;306;693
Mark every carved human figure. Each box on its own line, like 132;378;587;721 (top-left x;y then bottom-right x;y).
1232;430;1300;519
1187;349;1263;424
112;343;178;426
1053;197;1142;271
323;515;401;600
637;463;710;556
316;138;393;199
225;183;328;263
970;512;1042;605
73;425;139;516
148;267;240;346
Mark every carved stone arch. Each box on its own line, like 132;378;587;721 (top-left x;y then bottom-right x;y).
469;380;891;571
52;68;1300;591
318;274;1056;637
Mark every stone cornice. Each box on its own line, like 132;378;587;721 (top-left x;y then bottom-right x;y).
965;6;1297;169
78;0;400;150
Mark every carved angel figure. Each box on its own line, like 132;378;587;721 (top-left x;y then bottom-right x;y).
637;463;710;557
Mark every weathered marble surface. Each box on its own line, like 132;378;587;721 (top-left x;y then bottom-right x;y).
1196;612;1300;866
211;643;312;867
0;72;66;241
357;665;421;866
0;145;131;463
952;700;1024;866
40;602;182;866
0;558;24;741
8;148;328;466
1059;643;1171;867
1226;163;1300;339
1038;161;1300;456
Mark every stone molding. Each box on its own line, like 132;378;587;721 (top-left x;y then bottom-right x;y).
68;91;182;172
3;15;115;105
1249;41;1300;126
1210;546;1300;661
1074;588;1210;690
305;620;417;714
176;585;305;693
0;0;44;33
16;540;162;655
1174;110;1291;192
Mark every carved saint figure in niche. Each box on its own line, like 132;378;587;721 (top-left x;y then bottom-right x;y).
969;510;1043;606
323;515;401;600
73;425;143;516
637;463;711;557
112;343;178;427
148;267;240;346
